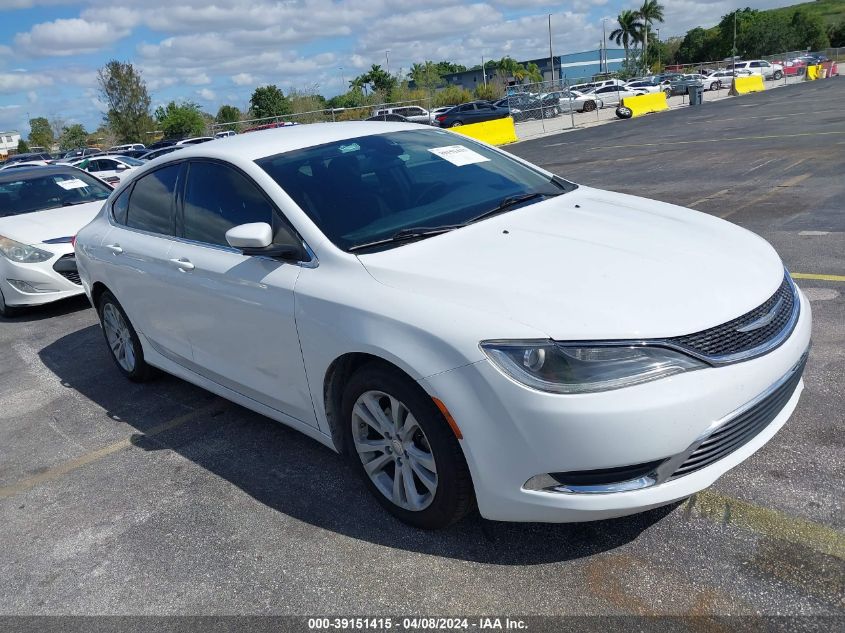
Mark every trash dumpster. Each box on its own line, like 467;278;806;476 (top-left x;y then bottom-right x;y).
689;84;703;106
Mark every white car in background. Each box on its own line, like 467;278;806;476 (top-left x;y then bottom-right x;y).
625;78;671;95
707;68;754;81
71;155;145;185
0;164;112;316
109;143;146;153
732;60;785;80
75;122;810;529
586;84;648;106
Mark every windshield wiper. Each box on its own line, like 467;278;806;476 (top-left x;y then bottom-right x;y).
348;225;462;253
465;190;562;225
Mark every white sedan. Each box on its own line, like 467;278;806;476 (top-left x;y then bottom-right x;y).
587;84;648;106
75;123;811;528
0;164;112;316
70;154;144;185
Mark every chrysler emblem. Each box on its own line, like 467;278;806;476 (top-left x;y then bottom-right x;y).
736;297;784;333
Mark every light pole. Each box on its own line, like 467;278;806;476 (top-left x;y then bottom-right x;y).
482;55;487;87
656;29;660;72
385;50;390;76
339;67;345;89
601;18;609;74
548;14;555;85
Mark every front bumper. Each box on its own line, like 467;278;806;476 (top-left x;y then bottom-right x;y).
421;289;812;522
1;247;85;308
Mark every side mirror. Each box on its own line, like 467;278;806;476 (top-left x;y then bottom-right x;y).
225;222;303;260
116;163;128;170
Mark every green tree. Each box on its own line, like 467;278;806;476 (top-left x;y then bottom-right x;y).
740;13;792;57
718;9;757;60
97;60;153;143
637;0;665;72
610;10;644;70
410;61;443;93
249;85;292;120
215;104;242;131
28;117;53;150
59;124;89;151
366;64;395;93
16;138;29;154
830;19;845;47
434;61;467;75
155;101;206;138
790;10;829;51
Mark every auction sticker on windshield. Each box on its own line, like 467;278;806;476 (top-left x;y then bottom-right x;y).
55;178;89;190
428;145;490;167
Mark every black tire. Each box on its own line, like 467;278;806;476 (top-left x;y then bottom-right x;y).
543;107;556;118
342;362;474;529
97;290;156;382
773;70;783;80
0;287;20;318
616;106;633;119
712;80;722;91
582;100;597;113
450;120;463;128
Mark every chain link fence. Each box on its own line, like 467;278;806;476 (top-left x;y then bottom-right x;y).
210;47;842;139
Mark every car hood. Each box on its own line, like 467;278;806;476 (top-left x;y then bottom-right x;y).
0;200;105;245
358;186;784;340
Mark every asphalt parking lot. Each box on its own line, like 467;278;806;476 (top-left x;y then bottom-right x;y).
1;78;843;619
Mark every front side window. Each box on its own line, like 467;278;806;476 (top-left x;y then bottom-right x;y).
182;161;276;247
257;129;575;252
126;164;180;235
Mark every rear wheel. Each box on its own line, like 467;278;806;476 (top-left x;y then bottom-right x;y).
450;121;463;128
773;70;783;80
342;363;474;529
712;80;722;91
97;291;155;382
582;100;597;113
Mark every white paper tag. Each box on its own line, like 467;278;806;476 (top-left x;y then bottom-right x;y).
428;145;490;167
56;178;89;191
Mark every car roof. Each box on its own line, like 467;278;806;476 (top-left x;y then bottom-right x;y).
154;121;432;163
0;164;81;184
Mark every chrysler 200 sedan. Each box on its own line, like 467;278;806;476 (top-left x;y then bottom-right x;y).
74;123;811;529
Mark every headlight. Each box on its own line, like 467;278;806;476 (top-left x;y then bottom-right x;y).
480;339;705;394
0;236;54;263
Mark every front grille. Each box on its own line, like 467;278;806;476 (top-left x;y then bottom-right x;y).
666;274;796;362
52;254;81;286
670;353;807;479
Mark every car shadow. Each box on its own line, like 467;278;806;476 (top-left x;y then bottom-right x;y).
38;324;678;565
1;294;91;323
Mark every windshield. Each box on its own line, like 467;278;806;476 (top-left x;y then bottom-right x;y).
257;129;575;252
117;156;144;166
0;169;112;216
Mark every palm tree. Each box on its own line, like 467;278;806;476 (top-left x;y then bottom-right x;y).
637;0;665;73
610;10;643;69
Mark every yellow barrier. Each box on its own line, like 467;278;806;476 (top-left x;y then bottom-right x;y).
806;64;821;80
730;75;765;95
619;92;668;117
447;116;518;145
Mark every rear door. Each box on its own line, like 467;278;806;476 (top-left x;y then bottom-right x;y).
165;159;317;426
100;162;193;362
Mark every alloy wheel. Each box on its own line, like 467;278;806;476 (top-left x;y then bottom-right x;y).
102;302;136;372
352;390;438;511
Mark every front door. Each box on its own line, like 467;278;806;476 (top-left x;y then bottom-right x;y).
166;159;317;426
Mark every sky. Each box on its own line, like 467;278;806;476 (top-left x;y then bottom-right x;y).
0;0;799;136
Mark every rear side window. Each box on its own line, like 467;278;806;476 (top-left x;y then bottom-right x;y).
182;161;276;247
112;186;131;225
126;164;180;235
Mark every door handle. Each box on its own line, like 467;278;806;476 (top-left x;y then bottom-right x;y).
105;244;123;254
169;257;195;271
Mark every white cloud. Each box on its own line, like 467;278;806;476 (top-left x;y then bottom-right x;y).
14;18;133;56
231;73;254;86
197;88;216;101
187;73;211;86
0;73;54;94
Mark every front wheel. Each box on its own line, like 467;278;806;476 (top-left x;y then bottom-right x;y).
97;291;155;382
342;363;474;529
773;70;783;80
712;80;722;91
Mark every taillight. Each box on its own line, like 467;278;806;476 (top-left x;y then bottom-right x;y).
71;235;77;248
436;115;446;122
